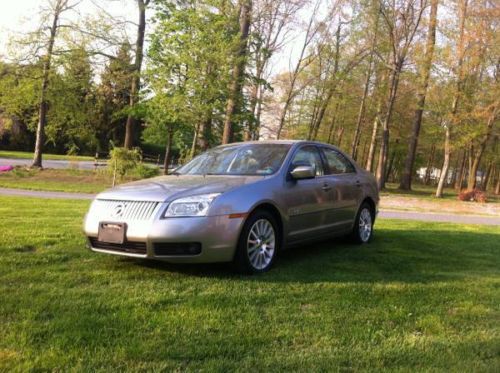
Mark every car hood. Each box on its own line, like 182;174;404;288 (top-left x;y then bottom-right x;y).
95;174;264;202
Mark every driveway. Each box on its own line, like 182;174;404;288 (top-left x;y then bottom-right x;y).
1;187;499;226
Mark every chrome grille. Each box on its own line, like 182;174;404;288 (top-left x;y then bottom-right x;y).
90;199;160;221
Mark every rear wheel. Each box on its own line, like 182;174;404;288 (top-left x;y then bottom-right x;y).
351;202;374;244
233;210;279;274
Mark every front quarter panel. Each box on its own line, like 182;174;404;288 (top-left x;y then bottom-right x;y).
208;176;285;218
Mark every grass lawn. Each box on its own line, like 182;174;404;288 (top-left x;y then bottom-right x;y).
383;182;499;202
0;168;111;194
0;196;499;371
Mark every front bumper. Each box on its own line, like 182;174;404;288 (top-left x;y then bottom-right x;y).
84;214;246;263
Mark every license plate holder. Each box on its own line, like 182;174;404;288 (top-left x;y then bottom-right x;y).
98;222;127;244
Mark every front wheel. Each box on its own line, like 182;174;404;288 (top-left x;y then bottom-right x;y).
351;202;374;244
233;210;279;274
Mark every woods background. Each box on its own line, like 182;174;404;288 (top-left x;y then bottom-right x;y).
0;0;498;195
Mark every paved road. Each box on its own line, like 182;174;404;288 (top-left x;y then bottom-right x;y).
1;187;499;226
0;157;101;170
0;157;164;170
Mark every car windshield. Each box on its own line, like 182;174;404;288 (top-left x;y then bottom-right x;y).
177;144;291;176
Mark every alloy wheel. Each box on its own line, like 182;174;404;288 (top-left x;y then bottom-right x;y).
247;219;276;270
359;208;372;242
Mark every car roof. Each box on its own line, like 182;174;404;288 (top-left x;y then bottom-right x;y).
218;139;334;147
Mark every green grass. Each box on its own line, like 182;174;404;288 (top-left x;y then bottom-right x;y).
382;182;458;200
0;168;111;194
0;150;94;161
0;196;499;371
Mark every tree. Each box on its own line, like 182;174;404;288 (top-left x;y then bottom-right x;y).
124;0;151;149
222;0;253;144
398;0;438;190
436;0;468;198
245;0;304;140
31;0;77;167
95;43;133;149
350;0;381;160
275;0;325;139
375;0;426;190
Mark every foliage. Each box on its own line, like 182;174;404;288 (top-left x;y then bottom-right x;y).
132;163;160;179
0;0;498;193
108;147;142;178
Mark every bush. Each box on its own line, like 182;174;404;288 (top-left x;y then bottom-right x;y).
133;164;160;179
108;147;142;178
107;147;160;182
457;189;487;203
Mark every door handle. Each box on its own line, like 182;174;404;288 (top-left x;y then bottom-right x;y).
322;183;332;191
355;180;361;188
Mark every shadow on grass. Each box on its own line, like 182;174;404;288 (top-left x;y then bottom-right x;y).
124;226;499;284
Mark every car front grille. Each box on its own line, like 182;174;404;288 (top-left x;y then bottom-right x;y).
89;237;147;255
90;199;160;221
153;242;202;256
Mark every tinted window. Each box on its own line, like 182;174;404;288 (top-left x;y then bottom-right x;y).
177;144;291;176
291;146;324;176
322;148;355;174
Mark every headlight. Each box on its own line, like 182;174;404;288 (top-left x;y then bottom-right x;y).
163;193;220;217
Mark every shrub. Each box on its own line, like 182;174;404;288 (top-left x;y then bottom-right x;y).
108;147;142;179
133;164;160;179
457;189;487;203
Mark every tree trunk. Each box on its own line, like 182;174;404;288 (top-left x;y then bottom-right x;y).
466;105;497;190
376;63;401;190
32;1;62;168
360;138;369;168
435;0;468;197
163;126;173;175
481;161;493;191
365;113;379;173
124;0;149;149
365;66;387;173
435;126;451;197
190;122;201;159
252;90;263;140
454;149;466;190
222;0;252;144
197;109;212;151
493;166;499;195
399;0;438;190
337;126;345;148
423;144;435;185
351;6;380;160
386;149;397;183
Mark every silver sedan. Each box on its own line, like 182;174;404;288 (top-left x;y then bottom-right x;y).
83;140;379;273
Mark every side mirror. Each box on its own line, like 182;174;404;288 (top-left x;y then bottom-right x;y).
290;165;315;180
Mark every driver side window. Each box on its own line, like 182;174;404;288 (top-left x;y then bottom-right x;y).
291;146;324;176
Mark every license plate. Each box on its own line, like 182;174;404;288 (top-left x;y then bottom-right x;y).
98;222;127;244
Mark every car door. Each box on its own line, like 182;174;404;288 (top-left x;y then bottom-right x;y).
283;145;333;242
320;147;361;232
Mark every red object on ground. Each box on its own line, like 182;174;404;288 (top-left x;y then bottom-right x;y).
0;166;14;173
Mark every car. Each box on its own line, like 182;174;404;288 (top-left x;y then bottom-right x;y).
83;140;379;273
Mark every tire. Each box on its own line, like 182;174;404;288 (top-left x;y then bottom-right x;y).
233;210;279;274
350;202;375;244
